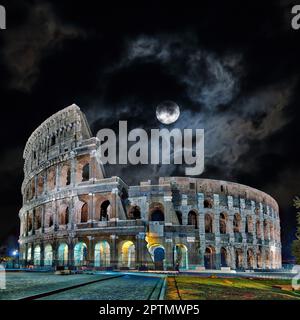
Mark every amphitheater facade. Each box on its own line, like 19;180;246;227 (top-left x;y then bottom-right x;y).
19;104;282;271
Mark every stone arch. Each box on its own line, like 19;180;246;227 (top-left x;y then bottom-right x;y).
47;166;56;191
149;202;164;222
264;220;269;240
265;249;270;269
220;247;228;267
174;244;188;270
76;156;90;183
60;163;71;187
74;242;88;266
203;198;213;208
256;220;261;239
256;247;262;268
44;244;53;266
235;248;243;269
120;241;136;269
245;216;253;233
58;243;68;266
81;203;88;223
58;203;69;225
34;245;41;266
233;213;241;233
100;200;111;221
247;249;255;269
188;210;198;229
82;163;90;181
205;213;213;233
148;244;166;270
128;205;141;220
204;246;216;269
219;212;228;234
94;241;110;267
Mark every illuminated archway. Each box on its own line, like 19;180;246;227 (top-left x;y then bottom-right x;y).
34;245;41;266
74;242;87;266
58;243;68;266
27;247;32;262
174;244;188;270
94;241;110;267
120;241;136;268
44;244;53;266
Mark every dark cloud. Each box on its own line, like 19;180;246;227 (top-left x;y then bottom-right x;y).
0;0;300;261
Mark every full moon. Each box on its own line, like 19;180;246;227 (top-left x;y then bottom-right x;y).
156;101;180;125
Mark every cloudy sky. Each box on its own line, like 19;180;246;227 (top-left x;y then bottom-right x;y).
0;0;300;260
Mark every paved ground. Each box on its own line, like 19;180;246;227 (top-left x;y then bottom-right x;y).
0;272;113;300
40;274;161;300
0;272;163;300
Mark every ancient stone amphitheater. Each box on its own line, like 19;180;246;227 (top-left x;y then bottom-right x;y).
19;104;282;271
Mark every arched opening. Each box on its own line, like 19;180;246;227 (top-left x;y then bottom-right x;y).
27;214;33;232
233;214;241;233
257;248;262;268
150;209;164;221
153;247;165;270
81;203;88;223
188;210;198;229
94;241;110;267
61;164;71;187
44;244;53;266
74;242;87;266
100;200;111;221
204;247;216;269
27;247;32;262
59;206;69;225
256;221;261;238
82;163;90;182
205;214;213;233
120;241;136;269
58;243;68;266
175;211;182;225
220;247;228;267
235;249;243;269
50;135;56;146
264;220;269;240
265;250;270;269
128;205;141;220
203;199;213;208
34;245;41;266
246;216;253;234
174;244;188;270
247;249;254;269
219;213;227;234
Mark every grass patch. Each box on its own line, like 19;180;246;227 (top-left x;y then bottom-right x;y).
166;276;300;300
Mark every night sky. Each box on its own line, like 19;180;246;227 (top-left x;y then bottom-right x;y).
0;0;300;262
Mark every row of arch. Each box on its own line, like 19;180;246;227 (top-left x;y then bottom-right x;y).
25;241;134;268
25;241;277;270
25;160;90;202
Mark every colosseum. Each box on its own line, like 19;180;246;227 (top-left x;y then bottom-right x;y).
18;104;282;271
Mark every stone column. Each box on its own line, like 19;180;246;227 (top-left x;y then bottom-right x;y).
40;242;44;267
110;234;118;269
197;193;205;268
136;232;147;268
181;194;188;225
70;152;77;187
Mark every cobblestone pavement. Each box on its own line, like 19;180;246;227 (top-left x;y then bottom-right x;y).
39;274;161;300
0;272;112;300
